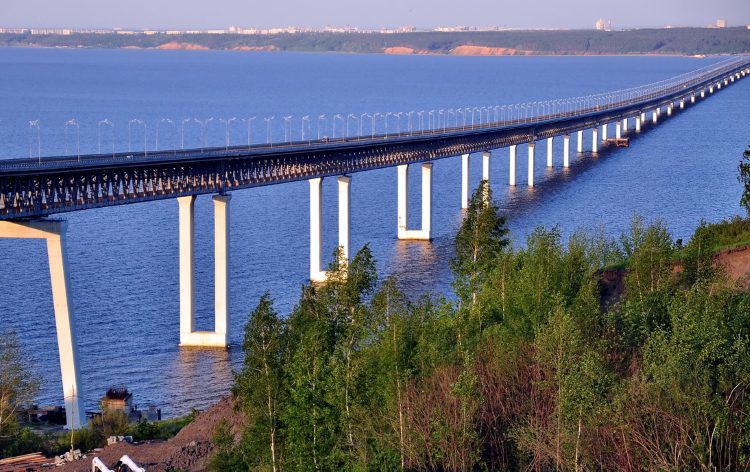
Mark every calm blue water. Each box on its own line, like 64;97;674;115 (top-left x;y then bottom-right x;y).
0;49;747;416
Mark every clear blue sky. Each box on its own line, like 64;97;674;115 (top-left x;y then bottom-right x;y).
4;0;750;30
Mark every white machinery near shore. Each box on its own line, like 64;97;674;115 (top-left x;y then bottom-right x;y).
91;455;144;472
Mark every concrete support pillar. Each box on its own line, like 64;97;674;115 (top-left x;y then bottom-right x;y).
641;112;646;123
420;164;432;239
309;176;351;282
482;151;490;182
691;94;696;104
622;117;628;133
509;145;517;186
527;142;536;187
667;104;672;116
398;163;431;240
710;85;714;93
680;99;685;109
592;128;599;153
177;194;232;348
178;195;196;344
309;178;325;282
563;134;570;168
652;110;658;124
601;123;608;141
546;137;553;168
701;89;706;98
461;153;470;209
615;122;622;139
635;115;642;132
576;130;583;153
338;176;350;263
0;220;86;430
212;195;230;347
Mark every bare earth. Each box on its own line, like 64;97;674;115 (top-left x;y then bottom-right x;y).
56;397;242;472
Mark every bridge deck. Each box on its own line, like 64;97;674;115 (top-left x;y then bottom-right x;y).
1;57;748;220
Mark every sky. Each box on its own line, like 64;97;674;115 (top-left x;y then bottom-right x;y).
3;0;750;30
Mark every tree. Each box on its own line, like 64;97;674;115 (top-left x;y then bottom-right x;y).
233;293;286;471
0;331;40;436
739;146;750;214
451;181;509;336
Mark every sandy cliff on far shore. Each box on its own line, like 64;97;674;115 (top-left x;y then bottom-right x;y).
384;44;536;56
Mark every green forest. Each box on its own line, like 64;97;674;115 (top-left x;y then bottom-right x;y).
1;27;749;55
211;172;750;471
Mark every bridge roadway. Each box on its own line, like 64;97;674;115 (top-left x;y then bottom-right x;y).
1;57;749;221
0;57;748;430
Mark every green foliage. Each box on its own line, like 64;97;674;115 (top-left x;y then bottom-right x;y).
129;411;197;441
0;331;41;436
219;208;750;471
740;147;750;215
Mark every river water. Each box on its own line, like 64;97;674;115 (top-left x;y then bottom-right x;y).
0;49;747;416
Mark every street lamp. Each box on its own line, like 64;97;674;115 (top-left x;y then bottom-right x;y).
219;117;236;150
333;114;343;139
359;113;370;138
195;117;213;151
347;114;357;137
242;116;256;148
394;112;403;134
264;116;275;146
317;114;326;140
29;120;41;164
301;115;311;142
129;119;147;156
157;118;176;153
181;118;196;150
417;111;424;134
65;119;80;161
98;119;114;157
283;116;292;142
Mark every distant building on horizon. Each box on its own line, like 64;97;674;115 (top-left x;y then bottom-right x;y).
716;19;727;28
595;19;613;31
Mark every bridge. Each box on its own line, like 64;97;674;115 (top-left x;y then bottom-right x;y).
1;57;748;429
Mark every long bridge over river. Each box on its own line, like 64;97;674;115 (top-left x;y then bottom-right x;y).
1;57;748;429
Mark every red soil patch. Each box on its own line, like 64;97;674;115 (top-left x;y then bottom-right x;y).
56;396;242;472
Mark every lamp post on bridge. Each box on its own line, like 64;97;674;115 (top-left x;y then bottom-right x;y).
29;120;41;164
264;116;274;147
346;114;357;138
374;113;384;138
359;113;370;139
406;111;414;133
317;114;326;140
417;111;425;135
195;117;213;152
64;119;80;162
98;119;114;158
282;116;292;143
128;119;147;156
394;112;403;134
219;117;236;150
301;115;311;142
333;114;343;139
180;118;195;150
242;116;256;148
157;118;176;154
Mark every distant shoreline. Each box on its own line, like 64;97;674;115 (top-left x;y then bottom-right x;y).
0;43;722;59
1;28;748;57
